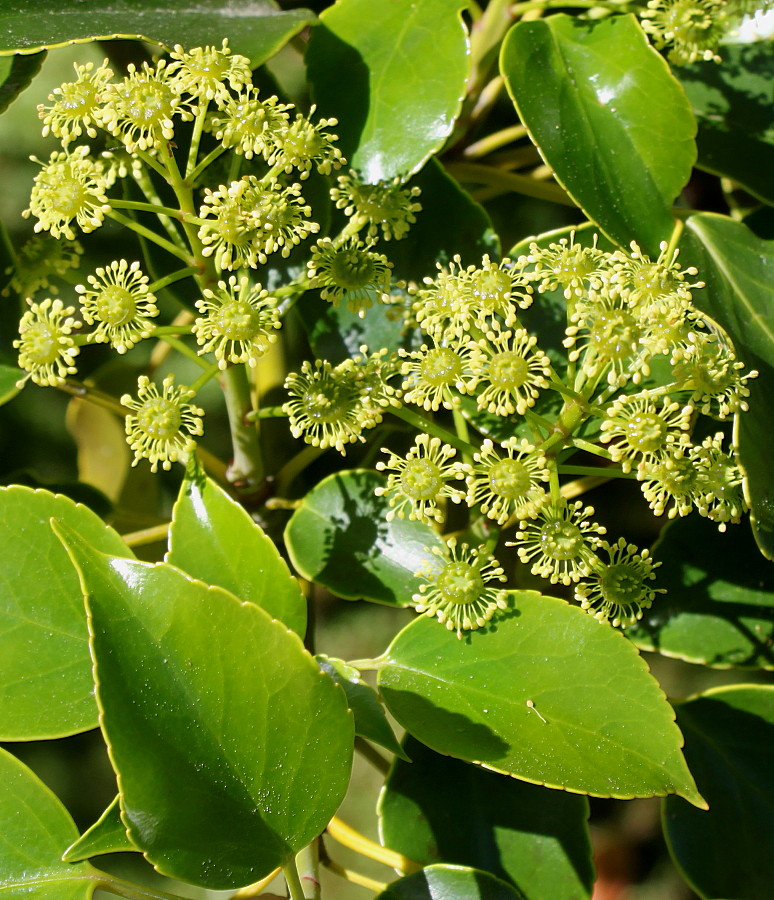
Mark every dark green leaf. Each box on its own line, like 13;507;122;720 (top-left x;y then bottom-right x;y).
379;736;594;900
306;0;469;181
664;685;774;900
378;591;704;807
0;486;132;741
676;43;774;206
285;470;444;606
629;515;774;669
501;15;696;255
680;213;774;558
317;655;407;759
56;526;354;890
0;50;44;114
0;0;315;65
63;796;138;862
167;464;306;636
0;746;99;898
376;864;525;900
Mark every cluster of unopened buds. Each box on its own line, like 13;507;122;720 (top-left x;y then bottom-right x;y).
9;41;755;641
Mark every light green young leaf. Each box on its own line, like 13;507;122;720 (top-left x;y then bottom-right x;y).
0;486;132;741
378;592;705;807
167;464;306;636
55;524;353;890
0;0;315;65
501;14;696;255
0;746;99;898
63;796;138;862
0;365;22;407
376;864;525;900
285;470;444;606
664;685;774;900
0;50;44;113
379;736;594;900
306;0;469;181
317;655;407;759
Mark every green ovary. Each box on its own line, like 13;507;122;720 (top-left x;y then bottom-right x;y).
623;413;666;452
24;323;60;364
488;458;530;499
56;178;90;217
539;519;583;561
589;310;640;360
329;251;376;289
400;458;444;501
137;397;182;440
488;351;529;390
95;285;137;326
598;562;644;605
421;348;463;386
436;561;485;606
302;386;351;424
213;300;259;341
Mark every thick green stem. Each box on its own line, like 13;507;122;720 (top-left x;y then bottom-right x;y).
283;856;307;900
220;365;265;490
389;404;477;455
106;210;194;263
295;841;322;900
148;266;199;293
445;162;574;206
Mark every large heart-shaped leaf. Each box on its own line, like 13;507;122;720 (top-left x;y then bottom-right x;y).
56;526;354;890
0;746;100;898
167;465;306;636
629;515;774;669
377;591;704;806
664;685;774;900
376;865;525;900
501;14;696;255
285;470;444;606
0;486;132;740
379;736;594;900
680;213;774;559
0;0;315;65
306;0;469;181
676;43;774;206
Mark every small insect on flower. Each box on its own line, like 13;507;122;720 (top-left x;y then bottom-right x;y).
14;298;81;387
193;275;281;369
576;538;665;628
76;259;158;354
375;434;467;524
121;375;204;473
413;537;509;639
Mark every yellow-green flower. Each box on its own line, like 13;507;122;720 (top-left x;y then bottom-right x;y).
121;375;204;473
465;438;548;524
266;108;345;178
307;237;392;317
38;60;113;145
469;327;552;416
167;40;252;105
207;86;292;160
14;298;81;387
331;171;421;241
412;537;508;639
76;259;158;353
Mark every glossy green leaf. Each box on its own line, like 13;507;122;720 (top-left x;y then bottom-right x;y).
378;591;704;806
306;0;469;181
0;486;132;740
285;470;444;606
317;655;407;759
167;464;306;636
0;365;21;407
628;515;774;669
680;213;774;558
664;685;774;900
0;0;315;65
56;526;354;890
0;50;44;114
63;796;138;862
501;15;696;255
379;736;594;900
0;746;99;898
676;43;774;205
376;864;525;900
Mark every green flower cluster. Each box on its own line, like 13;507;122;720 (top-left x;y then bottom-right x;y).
284;232;755;636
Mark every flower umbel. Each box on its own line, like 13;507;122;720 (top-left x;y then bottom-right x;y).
576;538;664;628
38;61;113;145
470;327;552;416
465;438;549;524
14;298;80;387
5;235;83;297
413;537;509;639
167;41;252;105
121;375;204;473
193;276;281;368
307;237;392;317
375;434;466;523
331;171;422;241
266;107;345;177
76;259;158;353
